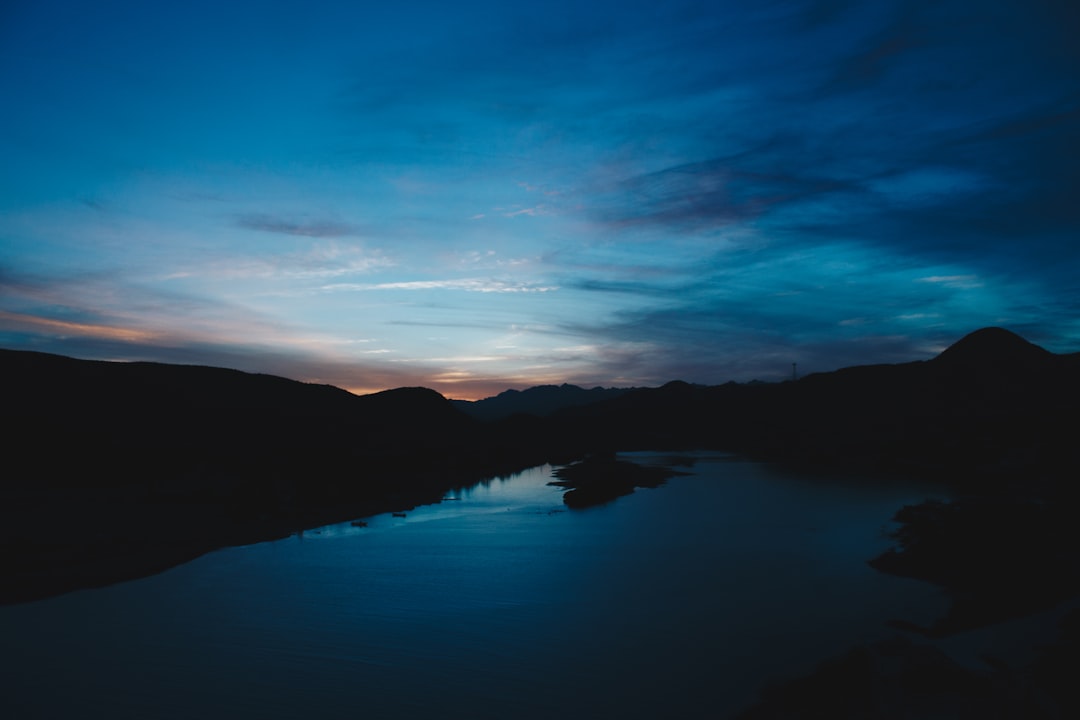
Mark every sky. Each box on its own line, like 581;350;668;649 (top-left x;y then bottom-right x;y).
2;0;1078;399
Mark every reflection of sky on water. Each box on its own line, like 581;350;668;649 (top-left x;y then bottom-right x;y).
0;456;951;719
307;463;565;539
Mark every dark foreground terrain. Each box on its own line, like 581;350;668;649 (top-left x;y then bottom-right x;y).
3;327;1078;600
733;491;1080;718
736;618;1080;720
3;327;1080;715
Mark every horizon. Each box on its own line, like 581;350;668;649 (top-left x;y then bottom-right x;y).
3;1;1079;400
0;339;770;401
2;323;1061;402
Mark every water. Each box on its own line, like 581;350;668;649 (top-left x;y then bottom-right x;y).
0;454;948;719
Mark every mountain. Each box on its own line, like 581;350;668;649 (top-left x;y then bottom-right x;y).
452;383;632;421
547;328;1080;487
933;326;1053;369
3;326;1078;604
1;349;479;493
0;349;505;603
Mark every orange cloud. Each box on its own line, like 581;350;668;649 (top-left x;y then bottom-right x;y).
0;310;161;344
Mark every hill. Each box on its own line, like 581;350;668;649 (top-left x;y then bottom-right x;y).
3;326;1079;604
549;327;1080;490
452;383;632;421
0;349;506;603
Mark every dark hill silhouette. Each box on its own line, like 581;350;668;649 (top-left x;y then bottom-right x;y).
542;328;1080;641
452;383;631;422
8;332;1074;716
1;349;479;492
0;349;508;603
933;325;1052;368
3;326;1079;606
549;328;1080;489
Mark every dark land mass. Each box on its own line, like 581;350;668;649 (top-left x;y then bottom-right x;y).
869;497;1080;638
5;327;1080;716
451;383;631;422
735;493;1080;718
546;453;689;508
735;617;1080;720
4;327;1080;666
0;350;551;603
544;328;1080;492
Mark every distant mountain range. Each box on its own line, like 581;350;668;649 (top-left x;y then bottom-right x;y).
547;326;1080;485
452;383;633;421
3;326;1078;603
463;326;1080;487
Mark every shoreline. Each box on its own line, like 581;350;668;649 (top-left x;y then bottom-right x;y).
735;492;1080;717
0;471;522;606
3;453;695;604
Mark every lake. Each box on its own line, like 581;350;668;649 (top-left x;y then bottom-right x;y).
0;453;949;719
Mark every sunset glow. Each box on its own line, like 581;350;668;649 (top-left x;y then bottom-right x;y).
3;0;1078;397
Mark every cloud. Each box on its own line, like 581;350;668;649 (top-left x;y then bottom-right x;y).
162;241;394;283
0;309;162;344
541;229;1078;385
555;301;940;385
0;265;300;351
568;278;689;297
820;3;927;93
0;267;510;398
0;322;455;397
916;275;982;289
590;157;861;232
320;278;558;293
501;205;550;218
236;213;361;238
4;0;1080;397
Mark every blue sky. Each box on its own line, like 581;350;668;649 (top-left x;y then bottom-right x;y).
2;0;1078;398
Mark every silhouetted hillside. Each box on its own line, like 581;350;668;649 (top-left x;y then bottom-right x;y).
550;328;1080;490
8;331;1075;720
1;349;479;493
4;327;1079;605
542;328;1080;644
452;383;631;422
933;325;1052;369
0;349;505;603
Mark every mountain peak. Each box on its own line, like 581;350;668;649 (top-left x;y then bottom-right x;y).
934;327;1051;367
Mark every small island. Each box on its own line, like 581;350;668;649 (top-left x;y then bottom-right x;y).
548;454;689;508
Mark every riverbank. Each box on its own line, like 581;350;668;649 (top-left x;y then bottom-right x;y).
736;613;1080;719
0;476;494;605
0;453;955;720
735;491;1080;718
870;495;1080;637
3;454;696;603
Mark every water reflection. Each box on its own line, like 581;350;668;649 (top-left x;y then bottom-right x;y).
0;454;946;719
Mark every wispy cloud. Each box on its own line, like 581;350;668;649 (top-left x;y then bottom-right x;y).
0;309;162;344
3;0;1079;397
589;156;861;232
164;242;394;283
236;214;361;238
320;278;558;293
820;3;926;93
917;274;982;289
501;205;551;218
1;266;302;352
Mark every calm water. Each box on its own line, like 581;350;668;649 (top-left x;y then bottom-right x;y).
1;454;949;719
